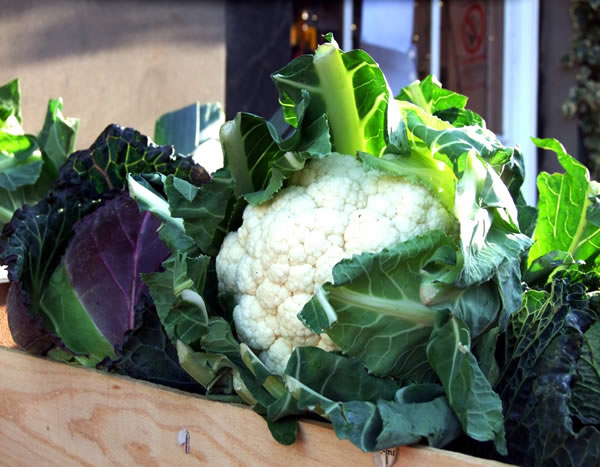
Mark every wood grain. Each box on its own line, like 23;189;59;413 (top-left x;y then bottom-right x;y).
0;283;14;348
0;346;511;467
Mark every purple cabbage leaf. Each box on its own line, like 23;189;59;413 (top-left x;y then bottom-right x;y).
39;192;169;366
0;124;209;372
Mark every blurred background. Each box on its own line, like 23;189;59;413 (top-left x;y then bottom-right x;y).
0;0;593;205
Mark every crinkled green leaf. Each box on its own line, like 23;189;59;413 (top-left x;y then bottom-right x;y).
495;274;599;466
201;318;241;357
544;427;600;467
127;173;196;253
394;101;525;200
176;340;233;390
300;228;505;380
130;169;236;257
0;95;78;228
172;318;278;410
0;85;42;191
524;250;579;285
570;321;600;424
396;75;484;129
142;252;210;346
450;281;501;337
384;101;530;325
396;74;484;127
454;151;531;291
427;311;506;454
283;354;461;452
285;346;399;402
519;333;583;467
396;75;467;111
163;170;235;255
201;318;282;412
56;125;208;195
0;144;42;191
283;348;390;452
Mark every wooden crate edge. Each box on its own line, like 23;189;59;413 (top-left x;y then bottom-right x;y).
0;345;509;466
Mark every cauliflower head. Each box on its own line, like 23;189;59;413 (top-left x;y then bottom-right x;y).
216;153;456;374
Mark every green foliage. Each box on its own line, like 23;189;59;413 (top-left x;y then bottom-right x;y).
563;0;600;179
272;43;388;156
530;138;600;266
571;320;600;423
0;79;78;228
0;125;206;356
220;92;330;204
528;138;600;277
495;274;600;466
111;296;203;393
396;74;484;128
133;35;536;455
299;231;449;380
427;311;506;454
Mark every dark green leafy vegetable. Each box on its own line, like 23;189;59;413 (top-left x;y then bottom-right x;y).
470;140;600;466
493;274;600;466
571;320;600;424
110;294;203;393
299;231;449;380
1;124;207;376
38;192;170;366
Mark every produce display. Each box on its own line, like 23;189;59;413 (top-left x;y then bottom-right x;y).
2;35;600;466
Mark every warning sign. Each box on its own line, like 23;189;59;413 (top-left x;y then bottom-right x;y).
461;3;486;55
439;0;503;132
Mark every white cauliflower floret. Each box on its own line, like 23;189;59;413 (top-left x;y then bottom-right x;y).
216;153;455;374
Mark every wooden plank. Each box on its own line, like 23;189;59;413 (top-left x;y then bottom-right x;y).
0;283;14;349
0;346;509;466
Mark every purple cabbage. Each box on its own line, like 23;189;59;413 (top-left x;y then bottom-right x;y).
62;191;170;348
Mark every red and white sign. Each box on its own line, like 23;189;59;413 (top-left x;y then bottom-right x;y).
461;3;486;56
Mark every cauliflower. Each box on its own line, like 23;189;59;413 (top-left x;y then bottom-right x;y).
216;153;456;374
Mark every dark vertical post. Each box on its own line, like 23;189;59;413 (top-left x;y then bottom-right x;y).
225;0;293;121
